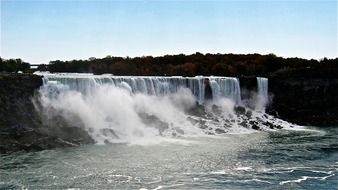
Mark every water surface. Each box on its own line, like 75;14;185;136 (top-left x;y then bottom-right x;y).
1;127;337;189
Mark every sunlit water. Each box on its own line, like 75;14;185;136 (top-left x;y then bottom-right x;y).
1;127;337;190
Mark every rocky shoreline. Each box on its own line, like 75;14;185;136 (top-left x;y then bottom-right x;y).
239;76;338;126
0;73;337;154
0;74;93;154
267;77;338;126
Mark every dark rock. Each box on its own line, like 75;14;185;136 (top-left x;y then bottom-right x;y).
239;121;248;128
249;120;257;125
276;125;283;129
0;74;42;130
187;116;198;125
245;110;252;118
187;104;206;116
211;105;222;115
0;74;95;154
0;126;94;154
223;123;231;128
199;124;208;129
239;77;258;100
204;78;213;101
264;121;275;129
138;113;169;134
215;128;226;134
252;124;260;130
234;106;246;115
100;128;119;138
267;77;338;126
240;76;338;126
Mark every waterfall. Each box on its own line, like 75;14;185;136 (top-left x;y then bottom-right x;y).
33;72;295;144
256;77;268;111
38;72;241;104
209;77;241;104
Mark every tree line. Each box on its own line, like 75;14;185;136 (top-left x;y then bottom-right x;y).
1;53;337;77
0;58;30;73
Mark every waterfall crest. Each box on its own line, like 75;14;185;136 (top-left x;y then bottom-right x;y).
38;72;241;104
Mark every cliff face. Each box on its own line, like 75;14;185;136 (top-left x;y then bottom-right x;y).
240;76;338;126
267;77;338;126
0;74;43;128
239;77;258;101
0;74;94;154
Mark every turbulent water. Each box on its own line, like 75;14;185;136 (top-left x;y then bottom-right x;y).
1;128;337;189
1;73;337;189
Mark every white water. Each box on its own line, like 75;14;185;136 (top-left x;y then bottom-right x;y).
34;72;297;144
36;72;241;104
256;77;269;111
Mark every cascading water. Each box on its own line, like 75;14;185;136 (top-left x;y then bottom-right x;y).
34;72;296;144
209;77;241;104
256;77;269;111
38;72;241;105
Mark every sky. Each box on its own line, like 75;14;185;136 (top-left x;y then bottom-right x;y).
0;0;337;64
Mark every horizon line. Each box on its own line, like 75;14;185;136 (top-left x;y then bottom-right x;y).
1;52;337;65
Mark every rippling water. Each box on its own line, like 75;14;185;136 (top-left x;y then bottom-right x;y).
1;127;337;190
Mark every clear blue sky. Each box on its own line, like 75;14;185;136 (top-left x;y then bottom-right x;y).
1;0;337;64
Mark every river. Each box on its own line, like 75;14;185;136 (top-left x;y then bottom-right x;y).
1;127;337;189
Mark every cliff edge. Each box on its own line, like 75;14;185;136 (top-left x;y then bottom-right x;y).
268;77;338;126
0;74;94;154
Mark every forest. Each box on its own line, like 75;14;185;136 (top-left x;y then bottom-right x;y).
1;53;337;77
0;58;30;73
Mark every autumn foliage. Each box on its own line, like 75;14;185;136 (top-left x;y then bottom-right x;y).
2;53;337;78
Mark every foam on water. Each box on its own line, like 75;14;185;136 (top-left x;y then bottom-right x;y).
1;124;337;189
279;174;335;185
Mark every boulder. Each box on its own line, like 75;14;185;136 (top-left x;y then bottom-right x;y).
251;124;260;130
